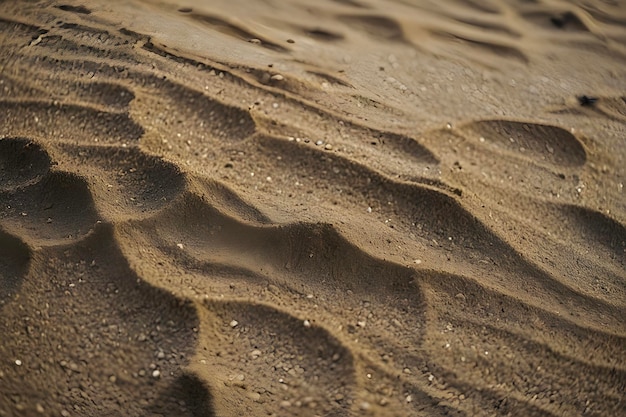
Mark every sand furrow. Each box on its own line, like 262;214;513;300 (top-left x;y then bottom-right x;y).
1;0;625;416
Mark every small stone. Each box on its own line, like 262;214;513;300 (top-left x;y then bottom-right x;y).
270;74;284;81
157;351;165;359
248;392;261;401
315;140;323;146
406;395;413;403
403;367;412;374
15;359;22;366
109;375;117;383
230;320;239;328
250;349;262;359
324;144;333;150
455;293;466;301
249;38;261;44
356;320;366;328
359;401;371;411
280;400;291;408
303;320;311;328
152;370;161;378
176;243;184;250
366;207;372;213
61;411;70;417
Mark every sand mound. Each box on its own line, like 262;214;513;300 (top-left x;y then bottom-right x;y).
1;0;625;416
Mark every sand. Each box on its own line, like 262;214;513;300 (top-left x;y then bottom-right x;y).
1;0;625;415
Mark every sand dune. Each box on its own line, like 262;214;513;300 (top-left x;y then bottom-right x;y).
1;0;625;416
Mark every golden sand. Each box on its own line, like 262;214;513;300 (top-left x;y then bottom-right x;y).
1;0;625;415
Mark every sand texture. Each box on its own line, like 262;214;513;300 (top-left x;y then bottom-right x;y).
1;0;625;416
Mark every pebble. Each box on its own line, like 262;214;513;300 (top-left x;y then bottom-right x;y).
15;359;22;366
176;243;184;250
250;349;262;359
36;404;45;413
324;144;333;150
248;392;261;401
270;74;284;81
152;370;161;378
280;400;291;408
230;320;239;328
303;320;311;328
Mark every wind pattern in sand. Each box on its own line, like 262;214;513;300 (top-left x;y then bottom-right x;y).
1;0;625;416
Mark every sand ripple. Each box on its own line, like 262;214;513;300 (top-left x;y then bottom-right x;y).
1;1;625;416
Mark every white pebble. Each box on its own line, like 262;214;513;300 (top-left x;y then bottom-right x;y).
15;359;22;366
303;320;311;328
152;370;161;378
230;320;239;328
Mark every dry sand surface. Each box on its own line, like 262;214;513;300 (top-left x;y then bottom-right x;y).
1;0;626;415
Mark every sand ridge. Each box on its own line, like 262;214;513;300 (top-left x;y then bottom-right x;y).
1;0;625;416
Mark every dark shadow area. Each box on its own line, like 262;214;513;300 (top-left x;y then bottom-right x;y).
146;372;216;417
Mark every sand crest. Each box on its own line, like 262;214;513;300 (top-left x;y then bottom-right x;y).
1;0;625;416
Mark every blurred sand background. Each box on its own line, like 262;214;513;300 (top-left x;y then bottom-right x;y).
1;0;625;415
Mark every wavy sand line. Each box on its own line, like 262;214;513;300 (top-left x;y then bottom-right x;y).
1;1;625;416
